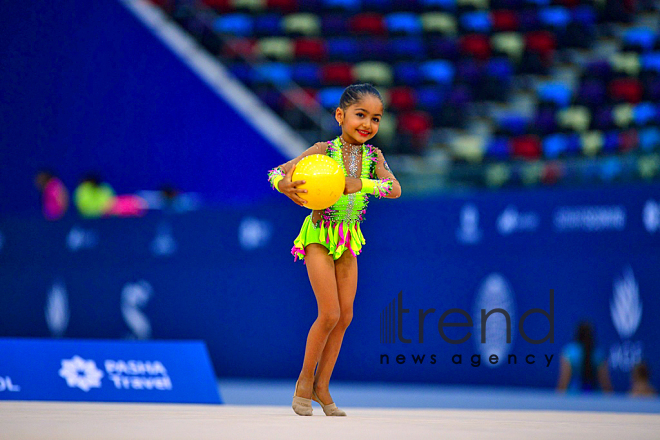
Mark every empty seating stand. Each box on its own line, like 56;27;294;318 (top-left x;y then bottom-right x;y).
152;0;660;185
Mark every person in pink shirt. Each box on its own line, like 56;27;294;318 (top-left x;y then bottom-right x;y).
35;171;69;221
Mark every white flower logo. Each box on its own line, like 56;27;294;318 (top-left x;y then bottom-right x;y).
611;266;642;339
59;356;104;392
474;273;516;367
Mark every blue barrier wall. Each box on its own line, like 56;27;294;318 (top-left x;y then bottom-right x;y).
0;338;221;403
1;183;659;392
0;0;285;213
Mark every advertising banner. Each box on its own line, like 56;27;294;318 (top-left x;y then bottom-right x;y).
0;339;221;403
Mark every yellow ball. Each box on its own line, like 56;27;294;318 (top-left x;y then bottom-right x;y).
292;154;346;210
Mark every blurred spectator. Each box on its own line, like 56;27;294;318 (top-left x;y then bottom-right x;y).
74;174;147;218
74;174;116;218
629;362;657;398
557;321;613;393
34;170;69;221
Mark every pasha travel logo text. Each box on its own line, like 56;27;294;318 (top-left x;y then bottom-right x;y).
59;356;172;391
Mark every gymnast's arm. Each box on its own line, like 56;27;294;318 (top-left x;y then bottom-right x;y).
267;142;329;206
275;142;328;175
371;148;402;199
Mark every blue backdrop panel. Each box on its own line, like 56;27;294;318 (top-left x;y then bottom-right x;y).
0;183;659;392
0;338;221;403
0;0;286;214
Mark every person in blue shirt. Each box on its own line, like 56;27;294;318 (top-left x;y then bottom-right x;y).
557;321;613;393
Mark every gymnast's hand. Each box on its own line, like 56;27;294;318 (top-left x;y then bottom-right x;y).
344;177;362;195
280;163;308;207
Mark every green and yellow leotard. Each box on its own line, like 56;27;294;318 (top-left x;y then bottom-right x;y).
269;137;394;263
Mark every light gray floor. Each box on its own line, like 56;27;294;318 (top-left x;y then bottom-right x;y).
218;378;660;413
2;401;659;440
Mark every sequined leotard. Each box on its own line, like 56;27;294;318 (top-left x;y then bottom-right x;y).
281;137;393;262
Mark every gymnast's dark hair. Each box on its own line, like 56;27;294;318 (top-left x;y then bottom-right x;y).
338;83;384;110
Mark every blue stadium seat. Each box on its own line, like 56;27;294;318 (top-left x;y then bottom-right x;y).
257;89;284;112
323;0;361;11
524;0;550;6
321;15;348;35
254;62;291;86
456;58;484;84
394;62;423;85
599;157;623;181
624;27;656;52
326;37;361;61
297;0;323;12
228;63;253;85
318;87;345;108
498;113;528;135
634;102;657;126
542;133;567;158
385;13;423;34
571;5;596;27
291;63;321;87
537;82;572;107
254;14;283;36
427;37;459;60
641;53;660;73
362;0;394;11
415;86;447;110
486;58;513;81
539;7;571;29
565;132;581;155
460;11;491;33
393;0;421;10
420;60;455;84
391;37;426;61
603;130;619;153
491;0;524;9
213;14;253;36
420;0;456;11
485;137;511;160
359;38;394;62
639;127;660;152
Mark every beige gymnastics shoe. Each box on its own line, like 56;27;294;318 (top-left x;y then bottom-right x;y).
312;387;346;416
292;380;313;416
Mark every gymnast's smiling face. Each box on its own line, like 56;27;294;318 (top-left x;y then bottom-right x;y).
336;95;383;145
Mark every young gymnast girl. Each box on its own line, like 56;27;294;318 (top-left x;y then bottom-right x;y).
267;83;401;416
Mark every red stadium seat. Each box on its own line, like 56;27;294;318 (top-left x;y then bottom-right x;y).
202;0;232;11
555;0;580;7
222;38;257;60
398;110;432;153
390;87;417;111
282;88;318;111
266;0;298;13
294;38;327;61
460;34;491;60
398;111;432;136
618;129;639;152
511;135;541;159
348;13;387;35
525;31;556;60
541;161;564;185
491;10;519;32
321;62;355;86
148;0;175;13
609;78;643;104
389;87;417;111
